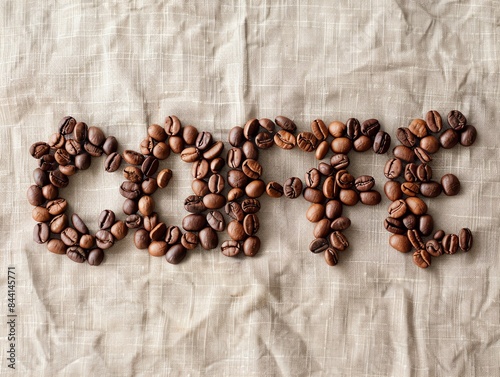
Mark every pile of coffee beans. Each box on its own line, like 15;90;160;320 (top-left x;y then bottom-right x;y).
28;116;127;266
383;110;476;268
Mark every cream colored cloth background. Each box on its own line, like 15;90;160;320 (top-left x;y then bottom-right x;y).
1;1;499;376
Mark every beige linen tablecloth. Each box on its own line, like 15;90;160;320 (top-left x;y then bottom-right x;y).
1;1;499;376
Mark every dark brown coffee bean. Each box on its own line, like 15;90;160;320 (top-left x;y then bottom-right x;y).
346;118;361;140
134;229;150;249
104;152;122;172
192;179;210;196
98;210;115;229
38;154;57;171
150;222;167;241
425;239;443;257
419;214;434;236
406;197;427;215
425;110;442;133
138;196;155;216
243;236;260;256
384;158;402;179
95;229;114;249
393;145;415;162
88;126;105;147
148;240;168;257
330;137;352;154
198;227;218;250
225;201;244;221
330;154;350;170
126;214;143;229
265;181;283;198
165;244;187;264
373;131;391;154
221;240;241;257
243;214;259;236
255;131;274;149
124;166;143;183
208;174;225;194
416;164;432;182
325;200;343;220
324;248;339;266
148;124;167;142
442;234;459;254
433;230;445;241
359;190;381;205
169;136;184;154
408;119;428;138
318;162;335;176
33;222;50;244
165;226;182;245
164;115;181;136
241;199;261;214
401;182;420;197
335;170;354;189
323;175;339;199
182;214;207;231
283;177;303;199
402;213;418;230
389;234;412;253
315;140;329;160
61;227;79;246
385;217;406;234
228;126;245;147
354;175;375;192
123;150;144;165
110;220;128;241
180;125;197;145
102;136;118;155
66;246;87;263
139;136;155;156
191;160;209;180
242;159;263;179
303;187;325;203
69;213;88;234
395;127;417;148
311;119;328;141
153;142;170;160
441;173;460;196
142;156;159;177
404;163;418;182
58;116;76;135
143;213;159;232
274;130;296;149
53;148;71;166
33;168;49;187
245;180;265;198
419;135;440;154
227;148;244;169
305;168;321;188
414;147;432;164
84;141;103;157
243;118;260;140
157;169;173;189
58;164;76;176
64;139;81;156
203;193;226;209
330;216;351;231
275;115;297;133
70;121;86;143
210;157;225;173
181;232;199;250
360;119;380;137
49;170;69;188
47;239;67;255
48;132;65;149
384;180;403;201
206;210;226;232
459;228;473;252
184;195;206;214
27;185;44;206
142;178;158;195
448;110;467;131
306;203;325;222
296;132;319;152
328;121;346;137
227;170;248;189
460;125;477;146
313;219;331;238
413;249;431;268
388;199;407;218
46;198;67;216
203;141;224;160
32;206;51;223
329;231;348;251
309;238;329;253
439;128;459;149
195;132;212;151
259;118;275;133
353;135;373;152
42;185;61;201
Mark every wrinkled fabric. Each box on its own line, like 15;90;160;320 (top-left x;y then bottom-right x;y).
1;1;499;376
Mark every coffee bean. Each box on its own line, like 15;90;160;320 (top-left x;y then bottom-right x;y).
242;214;259;236
393;145;415;162
388;199;407;218
330;137;352;154
413;249;431;268
148;124;167;142
58;116;76;135
198;227;218;250
27;185;44;206
414;147;432;164
243;118;260;140
408;119;428;138
441;173;460;196
243;236;260;256
84;141;103;157
318;162;335;176
180;125;197;145
29;142;50;159
328;121;346;137
245;180;265;198
259;118;275;133
181;232;199;250
360;119;380;137
207;210;226;232
359;190;381;205
423;239;442;257
195;132;213;151
227;220;246;241
164;115;181;136
192;179;210;196
126;214;143;229
442;233;459;254
49;170;69;188
407;229;425;250
325;200;343;220
309;238;329;253
354;175;375;192
242;159;263;179
54;148;71;166
339;189;358;206
98;210;115;229
296;132;319;152
419;214;434;236
324;248;339;266
143;213;159;232
303;187;325;203
255;131;274;149
47;238;67;254
315;140;330;160
153;142;170;160
330;216;351;231
266;181;284;198
210;158;225;173
138;195;155;216
110;220;128;240
157;169;173;188
33;168;49;187
67;246;87;263
203;193;227;209
311;119;328;140
203;141;224;160
228;126;245;147
284;177;303;199
402;213;418;230
87;126;105;147
227;169;248;189
305;168;321;188
32;206;51;223
335;170;354;189
353;135;373;152
404;163;419;182
433;230;445;241
61;227;79;246
103;136;118;155
419;135;440;154
33;222;50;244
124;166;143;183
48;132;65;149
401;182;420;197
43;182;61;199
148;240;168;257
165;226;182;245
275;116;297;133
426;110;442;133
181;146;201;162
313;219;331;238
459;228;473;252
165;244;187;264
140;135;156;155
38;154;57;171
182;214;207;232
373;131;391;154
134;228;150;249
80;234;95;249
346;118;361;140
395;127;417;148
142;178;158;195
184;195;206;214
58;164;77;176
329;231;348;251
384;217;406;235
406;197;427;215
274;130;296;149
227;148;244;169
95;229;114;249
104;152;122;172
225;201;245;221
208;174;225;194
416;164;432;182
64;139;81;156
439;128;459;149
384;158;403;179
46;198;67;216
241;199;261;214
384;180;403;201
221;240;241;257
306;203;325;222
389;234;412;253
70;213;88;234
460;125;477;146
123;150;145;165
142;156;159;177
447;110;467;131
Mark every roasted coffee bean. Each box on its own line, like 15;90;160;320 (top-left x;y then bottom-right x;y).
58;116;76;135
182;214;207;231
329;231;348;251
401;182;420;197
404;163;418;182
442;233;459;254
303;187;325;204
318;162;335;176
330;137;352;154
143;213;159;232
346;118;361;140
275;115;297;133
283;177;303;199
425;239;443;257
274;130;296;149
58;164;77;176
61;227;79;246
339;189;358;206
419;135;440;154
221;240;241;257
33;222;50;244
413;249;431;269
408;119;428;138
325;200;343;220
198;227;218;250
228;126;245;147
148;240;168;257
311;119;328;141
324;248;339;266
98;210;115;229
448;110;467;131
297;132;319;152
156;169;172;189
243;214;259;236
41;184;59;201
265;181;283;198
207;210;226;232
259;118;275;133
70;213;88;234
227;148;244;169
38;154;57;171
330;154;349;170
30;142;51;159
227;169;248;189
384;180;403;201
48;132;65;149
313;219;331;238
419;214;434;236
47;239;67;255
72;153;89;171
126;214;143;229
353;135;373;152
459;228;473;252
46;198;67;216
395;127;417;148
242;159;263;179
170;136;186;154
102;136;118;155
354;175;375;192
241;199;261;214
360;119;380;137
104;152;122;172
153;142;170;160
191;159;209;179
53;148;71;166
142;156;159;177
138;195;154;216
165;226;182;245
84;140;103;157
243;118;260;140
141;136;156;156
87;126;105;147
67;246;87;263
203;193;226;209
134;228;150;249
79;234;95;249
389;234;412;253
388;199;407;218
384;158;403;179
124;166;143;183
190;179;209;198
32;206;51;223
416;164;432;182
406;197;427;215
150;223;167;242
210;157;225;173
203;141;224;160
402;214;418;230
64;139;81;156
245;179;265;198
123;150;145;165
426;110;442;133
225;201;244;221
315;140;330;160
181;125;198;145
164;115;181;136
110;220;128;241
460;125;477;146
335;170;354;189
33;168;49;187
306;203;325;222
359;190;381;205
95;229;114;249
393;145;415;162
328;121;346;137
373;131;391;154
148;124;167;142
142;178;158;195
27;185;44;206
330;216;351;231
384;217;406;235
414;147;432;164
441;173;460;196
309;238;329;253
208;174;225;194
184;195;206;214
305;168;321;188
407;229;425;250
439;128;459;149
255;131;274;149
181;232;199;250
243;236;260;256
166;244;187;264
49;170;69;188
433;230;445;241
195;131;212;151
